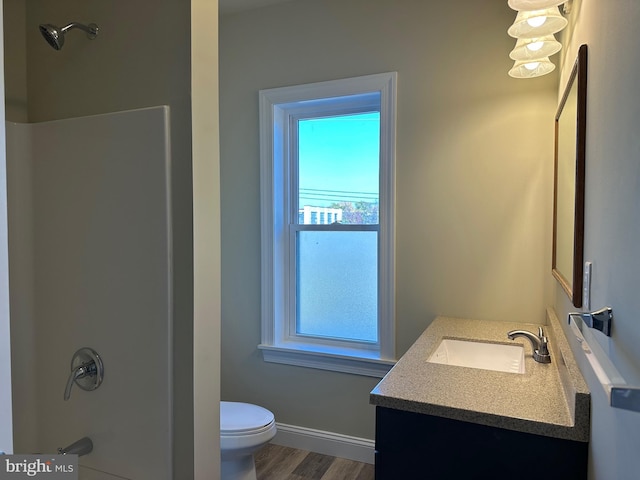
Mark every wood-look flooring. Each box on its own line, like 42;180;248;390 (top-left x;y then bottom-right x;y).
255;443;375;480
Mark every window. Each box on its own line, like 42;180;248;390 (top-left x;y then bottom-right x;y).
259;73;397;377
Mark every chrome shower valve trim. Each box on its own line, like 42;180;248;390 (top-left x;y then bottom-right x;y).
64;347;104;401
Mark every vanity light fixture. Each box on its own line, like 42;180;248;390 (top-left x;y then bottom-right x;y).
508;56;555;78
506;2;568;79
507;7;568;38
509;35;562;61
507;0;564;11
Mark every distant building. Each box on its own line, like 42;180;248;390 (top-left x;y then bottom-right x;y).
298;205;343;224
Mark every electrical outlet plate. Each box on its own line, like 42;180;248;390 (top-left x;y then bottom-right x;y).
583;261;592;309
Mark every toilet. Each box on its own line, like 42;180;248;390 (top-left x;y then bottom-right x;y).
220;401;277;480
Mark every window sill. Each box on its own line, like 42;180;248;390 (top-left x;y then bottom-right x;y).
258;343;396;378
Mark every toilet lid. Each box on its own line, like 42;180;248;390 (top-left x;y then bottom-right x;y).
220;402;275;434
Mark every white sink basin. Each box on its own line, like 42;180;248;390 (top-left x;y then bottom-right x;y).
427;338;525;374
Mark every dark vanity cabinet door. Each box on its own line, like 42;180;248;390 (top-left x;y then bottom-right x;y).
375;406;587;480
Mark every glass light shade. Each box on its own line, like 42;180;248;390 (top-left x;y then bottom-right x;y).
508;0;565;11
509;35;562;61
507;7;568;38
508;57;556;78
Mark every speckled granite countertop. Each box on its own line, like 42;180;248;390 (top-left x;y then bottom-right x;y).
370;309;590;442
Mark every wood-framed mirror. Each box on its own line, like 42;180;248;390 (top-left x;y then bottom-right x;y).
553;44;587;307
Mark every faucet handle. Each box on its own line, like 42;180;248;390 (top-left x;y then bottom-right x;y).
538;326;549;341
535;326;551;360
64;363;90;401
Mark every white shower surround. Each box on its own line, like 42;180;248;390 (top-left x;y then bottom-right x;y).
6;106;173;479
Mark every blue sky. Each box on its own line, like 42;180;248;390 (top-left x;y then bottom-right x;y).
298;111;380;207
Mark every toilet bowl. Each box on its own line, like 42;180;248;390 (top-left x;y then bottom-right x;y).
220;401;277;480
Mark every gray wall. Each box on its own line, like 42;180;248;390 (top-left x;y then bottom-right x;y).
5;1;194;477
3;0;27;122
554;1;640;478
220;0;557;439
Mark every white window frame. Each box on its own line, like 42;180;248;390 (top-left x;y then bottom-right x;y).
259;72;397;377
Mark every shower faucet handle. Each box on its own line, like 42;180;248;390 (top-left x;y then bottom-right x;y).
64;361;96;401
64;348;104;401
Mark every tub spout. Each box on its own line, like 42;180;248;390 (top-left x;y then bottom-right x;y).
58;437;93;457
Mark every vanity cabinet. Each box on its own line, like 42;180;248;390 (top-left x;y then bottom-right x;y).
375;406;587;480
371;315;591;480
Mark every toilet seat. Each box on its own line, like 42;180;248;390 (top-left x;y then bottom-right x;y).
221;401;275;436
220;401;277;480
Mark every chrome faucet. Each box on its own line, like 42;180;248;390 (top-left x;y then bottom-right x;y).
507;326;551;363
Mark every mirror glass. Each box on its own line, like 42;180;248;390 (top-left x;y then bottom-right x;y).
553;45;587;307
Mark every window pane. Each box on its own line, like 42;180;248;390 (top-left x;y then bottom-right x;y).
296;231;378;342
298;112;380;225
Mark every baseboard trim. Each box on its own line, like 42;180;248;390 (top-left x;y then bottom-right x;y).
271;423;375;465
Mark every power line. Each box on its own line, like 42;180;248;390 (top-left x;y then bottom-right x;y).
300;192;378;203
300;187;378;196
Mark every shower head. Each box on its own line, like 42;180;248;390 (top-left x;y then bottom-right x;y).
39;22;99;50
